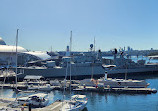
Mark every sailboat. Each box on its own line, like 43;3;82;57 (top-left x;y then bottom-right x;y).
15;30;49;107
61;31;88;111
11;29;23;94
17;93;49;107
61;95;88;111
0;30;20;110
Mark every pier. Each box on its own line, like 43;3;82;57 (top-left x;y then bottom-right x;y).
33;101;63;111
0;82;157;94
0;98;63;111
74;86;157;94
0;85;157;111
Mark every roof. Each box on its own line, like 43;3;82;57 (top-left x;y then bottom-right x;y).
71;95;86;99
0;37;6;45
23;51;51;60
24;75;44;80
0;45;27;52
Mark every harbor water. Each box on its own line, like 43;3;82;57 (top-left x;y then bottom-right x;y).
0;56;158;111
0;74;158;111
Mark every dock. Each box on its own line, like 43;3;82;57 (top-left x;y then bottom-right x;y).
74;86;157;94
0;83;27;89
0;85;157;111
0;98;63;111
32;101;63;111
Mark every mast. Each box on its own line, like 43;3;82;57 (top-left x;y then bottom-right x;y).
15;29;19;100
62;58;68;107
70;31;72;94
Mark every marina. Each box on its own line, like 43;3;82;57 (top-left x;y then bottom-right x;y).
1;0;158;110
0;36;158;111
0;74;158;111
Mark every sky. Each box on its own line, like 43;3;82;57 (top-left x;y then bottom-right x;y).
0;0;158;52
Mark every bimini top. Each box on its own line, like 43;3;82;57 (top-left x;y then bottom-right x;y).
22;51;51;60
0;37;6;45
0;45;27;53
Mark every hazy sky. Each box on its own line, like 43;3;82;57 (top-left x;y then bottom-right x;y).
0;0;158;52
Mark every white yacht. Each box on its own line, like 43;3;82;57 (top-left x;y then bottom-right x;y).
38;84;53;91
17;93;49;107
19;75;52;91
80;71;149;88
61;95;88;111
0;69;16;78
28;84;53;91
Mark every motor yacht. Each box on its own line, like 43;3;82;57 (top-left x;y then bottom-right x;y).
17;93;49;107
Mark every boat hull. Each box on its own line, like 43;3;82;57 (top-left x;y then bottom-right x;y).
17;64;105;79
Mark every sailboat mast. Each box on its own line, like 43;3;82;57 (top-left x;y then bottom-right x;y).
15;29;19;93
70;31;72;93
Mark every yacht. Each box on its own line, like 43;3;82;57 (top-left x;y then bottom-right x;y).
38;84;53;91
61;95;88;111
80;71;149;88
61;33;88;111
0;69;16;78
18;75;51;91
17;93;49;107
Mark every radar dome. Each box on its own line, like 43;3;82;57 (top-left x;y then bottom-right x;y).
0;37;6;45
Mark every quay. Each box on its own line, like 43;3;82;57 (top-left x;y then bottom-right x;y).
0;83;61;90
0;83;27;89
0;83;157;94
0;86;157;111
0;98;63;111
74;86;157;94
33;101;63;111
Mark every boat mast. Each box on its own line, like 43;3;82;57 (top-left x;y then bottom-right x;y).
62;57;68;106
70;31;72;94
91;62;93;79
15;29;19;100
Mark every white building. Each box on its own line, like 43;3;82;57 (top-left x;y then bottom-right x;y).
0;37;51;67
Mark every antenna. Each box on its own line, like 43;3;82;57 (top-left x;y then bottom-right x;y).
70;31;72;95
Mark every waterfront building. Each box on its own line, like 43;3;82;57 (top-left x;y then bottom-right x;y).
0;37;51;67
